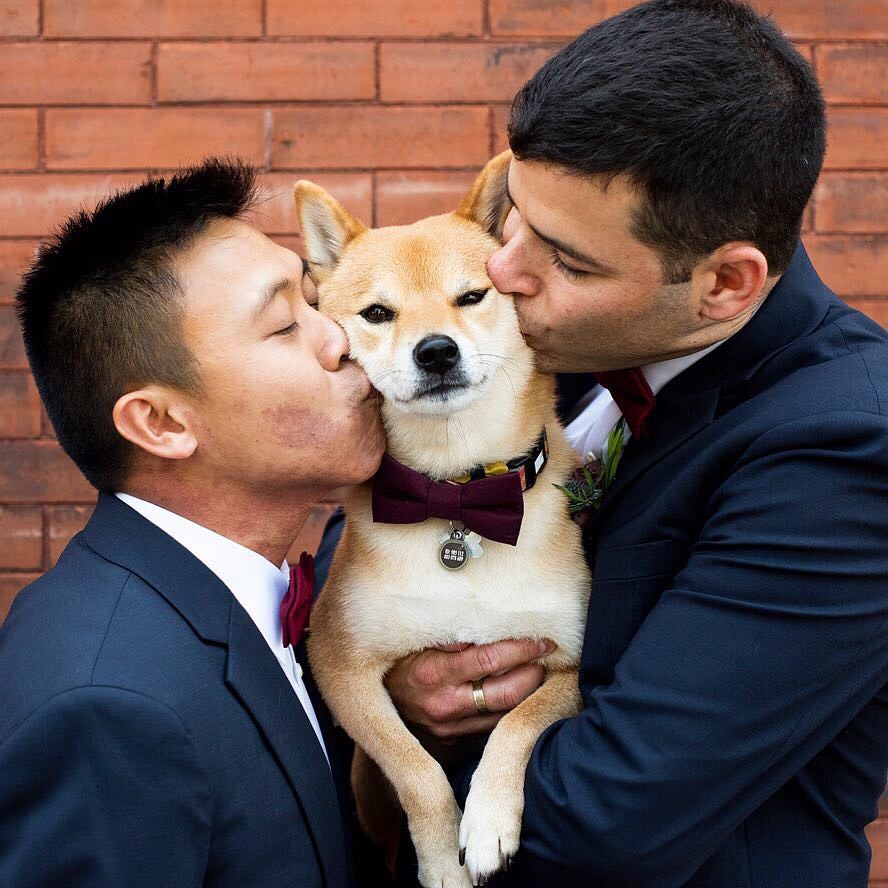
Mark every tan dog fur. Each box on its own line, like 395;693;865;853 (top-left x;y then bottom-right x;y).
296;152;590;888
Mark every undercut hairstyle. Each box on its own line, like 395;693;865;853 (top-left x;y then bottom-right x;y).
509;0;826;282
16;158;257;492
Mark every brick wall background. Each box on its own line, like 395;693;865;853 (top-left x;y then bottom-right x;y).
0;0;885;875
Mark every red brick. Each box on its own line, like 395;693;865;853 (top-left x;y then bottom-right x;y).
0;573;40;624
870;819;888;881
286;502;339;563
490;0;613;36
0;441;94;502
46;109;266;171
253;173;373;235
44;0;262;37
817;45;888;104
381;42;558;103
0;110;38;170
492;104;511;155
272;106;489;170
804;236;888;298
0;373;41;437
0;306;27;369
491;0;887;40
814;174;888;234
157;42;376;104
847;299;888;330
756;0;888;40
0;174;140;238
824;109;888;171
0;505;42;570
0;240;38;304
0;43;152;105
376;171;478;226
48;505;94;566
267;0;482;37
0;0;37;36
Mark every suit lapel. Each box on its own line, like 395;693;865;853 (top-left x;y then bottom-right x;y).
82;494;349;887
226;609;349;888
588;384;721;533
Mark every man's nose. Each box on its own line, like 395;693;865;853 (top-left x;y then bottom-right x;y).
487;234;539;297
316;311;349;371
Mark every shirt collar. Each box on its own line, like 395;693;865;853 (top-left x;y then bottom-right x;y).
115;493;290;651
640;339;726;397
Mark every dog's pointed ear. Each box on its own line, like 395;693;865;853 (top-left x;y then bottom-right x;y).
293;180;367;282
456;150;513;240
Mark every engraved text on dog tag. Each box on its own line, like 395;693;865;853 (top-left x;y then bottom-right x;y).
438;527;469;571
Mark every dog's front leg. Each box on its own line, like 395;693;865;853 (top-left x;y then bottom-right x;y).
319;663;472;888
459;667;582;884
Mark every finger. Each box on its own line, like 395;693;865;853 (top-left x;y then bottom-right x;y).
464;664;545;715
450;638;555;684
434;642;472;653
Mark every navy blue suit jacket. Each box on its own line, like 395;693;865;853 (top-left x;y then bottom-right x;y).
317;244;888;887
0;495;359;887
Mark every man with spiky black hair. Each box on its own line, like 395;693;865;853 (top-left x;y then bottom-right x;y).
377;1;888;885
0;159;393;886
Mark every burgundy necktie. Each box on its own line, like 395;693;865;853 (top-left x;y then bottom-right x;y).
280;552;313;648
372;453;525;546
593;368;656;438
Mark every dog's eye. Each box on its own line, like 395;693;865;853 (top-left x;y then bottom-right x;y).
457;289;488;307
360;304;395;324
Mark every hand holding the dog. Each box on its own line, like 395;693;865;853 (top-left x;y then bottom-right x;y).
385;638;555;740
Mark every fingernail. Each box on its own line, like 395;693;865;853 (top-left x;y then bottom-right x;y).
537;640;555;655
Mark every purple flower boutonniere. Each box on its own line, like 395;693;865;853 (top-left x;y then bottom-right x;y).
555;419;627;516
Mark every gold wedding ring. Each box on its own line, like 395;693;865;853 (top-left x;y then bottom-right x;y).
472;679;489;715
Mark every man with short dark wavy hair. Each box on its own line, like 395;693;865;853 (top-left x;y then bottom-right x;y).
379;2;888;885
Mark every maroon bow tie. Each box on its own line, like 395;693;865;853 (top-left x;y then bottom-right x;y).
280;552;313;648
593;368;656;438
372;453;525;545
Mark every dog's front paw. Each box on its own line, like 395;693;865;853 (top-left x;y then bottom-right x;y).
458;785;522;885
417;853;474;888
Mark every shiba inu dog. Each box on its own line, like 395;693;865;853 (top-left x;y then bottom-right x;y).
296;152;590;888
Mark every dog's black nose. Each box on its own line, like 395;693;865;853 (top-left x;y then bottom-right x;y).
413;335;460;375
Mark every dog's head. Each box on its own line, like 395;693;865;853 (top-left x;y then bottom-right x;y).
294;152;529;417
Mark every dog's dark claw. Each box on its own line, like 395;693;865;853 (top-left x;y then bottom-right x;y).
504;855;513;871
459;847;466;866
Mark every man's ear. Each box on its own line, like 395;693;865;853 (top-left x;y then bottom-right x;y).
456;150;513;240
693;243;770;322
293;180;367;283
112;387;198;462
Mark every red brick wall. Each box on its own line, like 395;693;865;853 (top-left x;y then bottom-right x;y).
0;0;886;875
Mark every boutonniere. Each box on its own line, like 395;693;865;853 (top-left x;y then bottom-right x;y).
555;419;626;515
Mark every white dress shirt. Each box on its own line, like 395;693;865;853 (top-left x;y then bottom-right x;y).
565;341;725;461
116;492;329;764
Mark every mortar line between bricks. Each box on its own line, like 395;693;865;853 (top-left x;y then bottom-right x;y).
0;35;574;45
37;0;44;37
150;41;158;104
0;34;881;44
373;40;380;102
5;101;503;109
261;0;267;38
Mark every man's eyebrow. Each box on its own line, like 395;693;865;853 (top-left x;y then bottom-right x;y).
253;277;296;321
505;181;615;274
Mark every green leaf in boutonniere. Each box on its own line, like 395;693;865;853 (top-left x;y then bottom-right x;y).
555;418;627;515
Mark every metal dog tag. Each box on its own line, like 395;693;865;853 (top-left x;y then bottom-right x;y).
438;527;470;571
